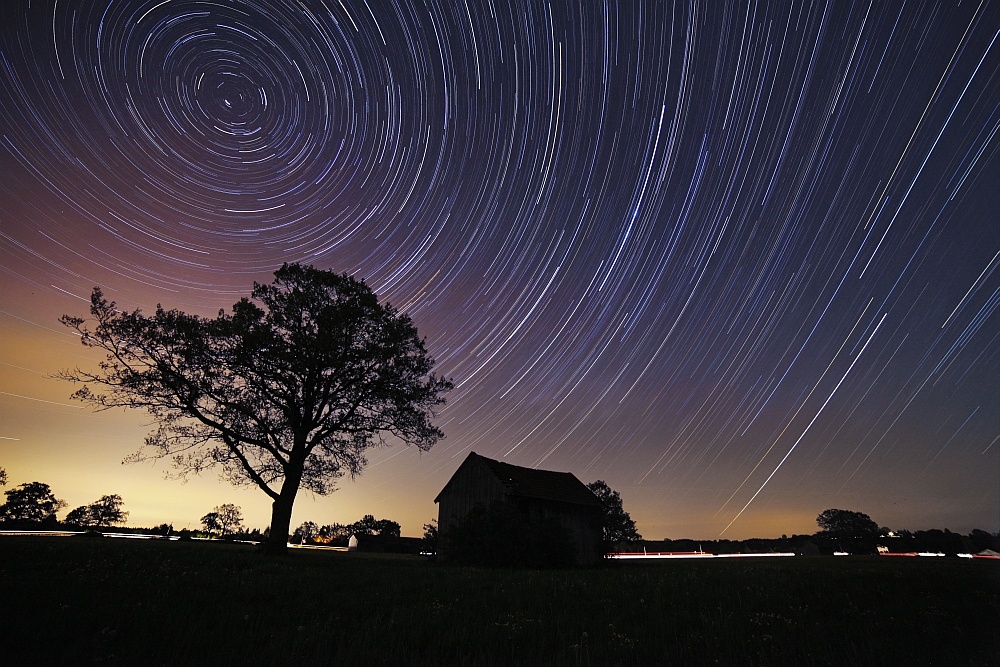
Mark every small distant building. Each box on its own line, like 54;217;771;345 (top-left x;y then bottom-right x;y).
434;452;603;565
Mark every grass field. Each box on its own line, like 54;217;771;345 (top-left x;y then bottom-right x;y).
1;536;997;666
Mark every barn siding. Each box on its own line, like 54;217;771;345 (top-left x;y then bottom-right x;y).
436;453;604;565
516;497;602;564
436;456;507;535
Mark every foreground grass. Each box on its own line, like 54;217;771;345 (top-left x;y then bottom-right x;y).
1;537;997;666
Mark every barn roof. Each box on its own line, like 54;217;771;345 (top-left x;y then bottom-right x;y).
441;452;602;507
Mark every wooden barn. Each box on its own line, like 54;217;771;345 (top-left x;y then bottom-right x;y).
434;452;603;565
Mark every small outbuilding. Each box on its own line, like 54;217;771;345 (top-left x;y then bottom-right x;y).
434;451;603;565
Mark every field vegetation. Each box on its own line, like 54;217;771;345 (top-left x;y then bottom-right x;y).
1;536;997;665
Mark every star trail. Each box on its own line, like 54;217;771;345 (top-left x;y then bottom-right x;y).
1;1;997;539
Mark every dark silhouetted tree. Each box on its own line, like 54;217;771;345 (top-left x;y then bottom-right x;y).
912;528;967;555
201;503;244;537
0;467;7;486
349;514;381;536
59;263;452;555
586;480;642;549
422;519;438;554
342;514;401;537
1;482;66;522
969;529;1000;552
319;523;349;540
374;518;401;538
67;494;128;527
65;505;97;527
153;523;174;536
200;511;222;535
293;521;320;544
816;509;880;539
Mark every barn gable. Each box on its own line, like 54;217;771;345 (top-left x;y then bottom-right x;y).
435;452;603;565
474;455;604;508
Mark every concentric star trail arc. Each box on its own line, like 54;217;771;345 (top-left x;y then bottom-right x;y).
0;0;996;538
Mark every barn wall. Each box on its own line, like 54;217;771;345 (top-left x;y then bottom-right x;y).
560;505;603;565
436;454;603;566
436;457;507;535
518;498;602;565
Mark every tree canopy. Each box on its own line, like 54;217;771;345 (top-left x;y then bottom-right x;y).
298;515;403;544
201;504;244;537
587;480;642;549
65;494;129;528
816;508;880;539
348;514;402;538
293;521;320;543
59;263;452;554
1;482;65;523
422;519;439;554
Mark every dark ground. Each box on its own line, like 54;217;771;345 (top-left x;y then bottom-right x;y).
1;536;997;666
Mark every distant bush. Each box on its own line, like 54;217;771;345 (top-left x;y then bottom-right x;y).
422;519;438;556
77;530;104;539
440;501;576;568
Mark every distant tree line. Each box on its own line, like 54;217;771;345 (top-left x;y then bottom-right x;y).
641;528;1000;557
639;508;1000;556
2;470;996;557
291;514;402;545
0;473;407;545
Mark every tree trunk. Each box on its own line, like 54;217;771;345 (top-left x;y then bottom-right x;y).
260;467;302;556
261;495;294;555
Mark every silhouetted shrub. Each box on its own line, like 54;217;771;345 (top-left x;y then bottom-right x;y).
75;530;104;539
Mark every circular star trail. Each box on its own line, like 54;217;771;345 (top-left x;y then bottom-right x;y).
1;1;997;537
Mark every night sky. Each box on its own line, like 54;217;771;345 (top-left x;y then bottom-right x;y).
1;1;997;540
